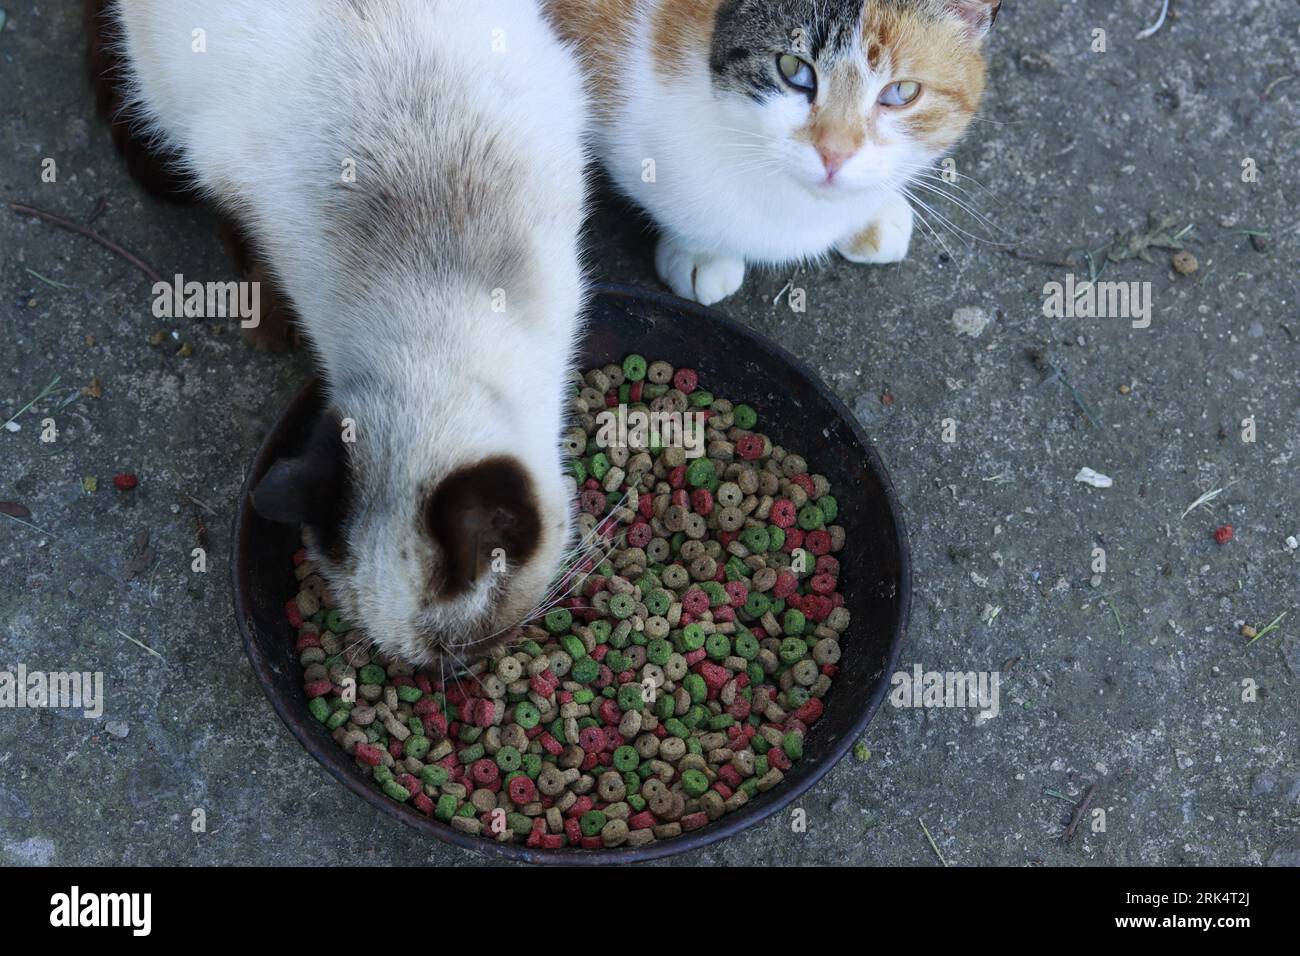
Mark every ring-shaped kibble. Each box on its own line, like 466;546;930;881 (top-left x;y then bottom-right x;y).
672;367;698;393
495;745;522;772
645;589;671;617
685;458;715;488
791;659;819;686
736;434;764;460
716;482;743;507
717;506;745;532
587;620;611;644
570;656;600;683
513;701;541;729
779;636;807;664
647;360;674;385
616;682;644;712
732;403;757;429
783;608;807;636
768;526;786;551
786;686;810;708
682;673;707;703
724;579;748;606
622;354;647;382
358;664;387;685
740;525;770;552
325;610;350;633
818;494;838;522
701;581;728;607
646;638;672;665
580;809;609;837
679;623;706;652
733;630;760;660
769;499;797;528
580;489;606;515
544;608;573;634
508;775;537;805
680;768;710;797
797;503;825;531
404;735;431;760
627;522;652;548
421;765;449;788
608;592;636;620
589;452;610;480
681;588;709;615
613;745;640;771
705;632;731;660
742;591;770;619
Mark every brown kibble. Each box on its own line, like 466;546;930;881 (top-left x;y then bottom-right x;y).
1118;384;1131;395
1240;624;1257;639
1171;250;1198;275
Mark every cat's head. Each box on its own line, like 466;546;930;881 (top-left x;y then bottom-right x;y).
252;399;573;672
703;0;998;192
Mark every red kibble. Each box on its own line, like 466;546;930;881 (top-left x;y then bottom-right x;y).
697;661;729;693
673;368;698;393
1214;524;1234;544
810;573;837;595
681;588;709;615
566;795;594;818
284;599;303;629
470;758;500;787
295;632;321;652
716;764;743;788
769;499;796;528
627;522;652;548
291;547;308;566
691;487;714;515
508;776;537;805
684;648;707;666
303;679;333;699
413;793;434;817
712;781;733;800
354;743;383;766
794;697;825;724
805;530;832;555
767;746;792;771
638;494;654;519
628;380;643;402
112;473;139;491
680;811;709;831
668;465;687;489
772;571;798;599
539;732;564;756
628;810;657;830
396;773;421;797
671;488;690;508
736;434;765;460
782;528;804;553
712;604;736;623
580;489;607;515
815;555;840;577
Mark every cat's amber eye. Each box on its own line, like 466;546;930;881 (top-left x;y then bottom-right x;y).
879;81;922;107
777;54;817;96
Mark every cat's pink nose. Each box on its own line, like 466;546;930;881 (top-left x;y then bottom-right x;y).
818;146;853;179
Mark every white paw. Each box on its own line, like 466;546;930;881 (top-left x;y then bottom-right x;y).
654;236;746;306
836;196;914;264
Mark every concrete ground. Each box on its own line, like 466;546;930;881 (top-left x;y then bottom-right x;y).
2;0;1297;867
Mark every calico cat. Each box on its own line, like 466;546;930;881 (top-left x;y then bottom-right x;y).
97;0;591;669
547;0;999;304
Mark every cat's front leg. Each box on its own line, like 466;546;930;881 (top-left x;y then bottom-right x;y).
655;233;746;306
836;193;914;264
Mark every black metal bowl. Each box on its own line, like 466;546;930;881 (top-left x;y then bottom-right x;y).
232;283;910;864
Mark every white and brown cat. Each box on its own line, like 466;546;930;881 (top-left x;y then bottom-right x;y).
548;0;999;304
92;0;591;669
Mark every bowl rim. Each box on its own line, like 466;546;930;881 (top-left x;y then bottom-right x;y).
231;281;911;865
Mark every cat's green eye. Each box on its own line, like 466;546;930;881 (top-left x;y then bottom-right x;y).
777;54;816;96
879;80;922;107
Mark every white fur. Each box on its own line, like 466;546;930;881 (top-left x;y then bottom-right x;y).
113;0;590;666
579;2;938;303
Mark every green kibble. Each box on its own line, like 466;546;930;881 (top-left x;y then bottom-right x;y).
358;664;387;684
396;685;423;704
580;809;608;836
307;697;330;723
522;753;542;779
544;608;573;634
853;742;871;762
421;765;450;788
513;701;541;729
782;731;804;760
783;609;807;636
560;634;587;659
458;742;485;764
689;389;714;408
495;745;522;772
647;638;672;665
796;503;825;531
665;718;689;738
734;630;760;660
678;622;706;652
645;589;671;616
589;452;610;480
589;620;611;644
609;593;636;619
818;495;838;522
681;769;710;797
622;353;648;381
382;780;412;802
779;636;807;664
616;682;645;712
705;632;731;660
404;735;431;760
732;403;757;429
742;592;771;618
739;526;770;553
325;707;351;730
682;673;707;703
613;745;640;771
768;527;785;551
571;656;600;683
685;458;716;487
435;794;458;821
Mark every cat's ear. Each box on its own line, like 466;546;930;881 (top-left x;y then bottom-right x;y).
251;409;350;530
425;456;541;597
946;0;1001;41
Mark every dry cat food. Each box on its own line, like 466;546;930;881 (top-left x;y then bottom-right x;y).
286;356;850;849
